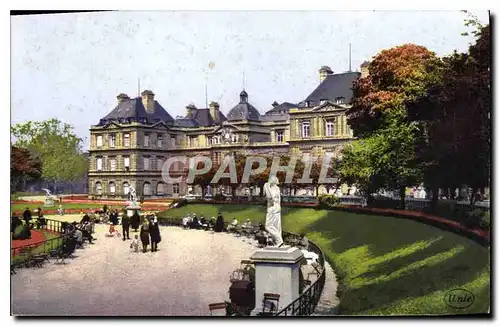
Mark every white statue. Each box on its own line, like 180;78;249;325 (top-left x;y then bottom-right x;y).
264;176;283;247
42;188;53;198
129;187;137;204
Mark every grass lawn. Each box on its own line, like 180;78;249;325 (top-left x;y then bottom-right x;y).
157;204;490;315
11;230;63;264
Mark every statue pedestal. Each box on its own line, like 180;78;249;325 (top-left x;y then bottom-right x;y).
250;246;304;315
126;205;141;217
44;198;54;207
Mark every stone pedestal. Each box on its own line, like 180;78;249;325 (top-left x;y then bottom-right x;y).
126;205;141;217
250;246;304;315
44;198;54;207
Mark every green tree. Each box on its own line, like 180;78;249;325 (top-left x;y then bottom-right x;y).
345;44;442;208
11;118;88;192
409;24;490;205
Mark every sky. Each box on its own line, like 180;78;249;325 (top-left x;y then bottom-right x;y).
11;10;490;150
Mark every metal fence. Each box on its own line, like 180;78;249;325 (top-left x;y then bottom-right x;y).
275;234;326;316
11;218;76;268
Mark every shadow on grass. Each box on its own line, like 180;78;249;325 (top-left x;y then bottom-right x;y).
305;211;490;315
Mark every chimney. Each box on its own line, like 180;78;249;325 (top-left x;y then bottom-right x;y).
141;90;155;113
360;61;370;78
186;104;197;117
209;101;220;122
117;93;130;104
319;66;333;83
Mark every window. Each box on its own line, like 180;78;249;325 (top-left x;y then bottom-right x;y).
213;152;222;165
123;156;130;171
325;120;335;137
212;136;220;144
189;135;198;147
110;157;116;171
157;157;164;171
109;134;116;148
304;101;309;108
95;182;102;195
96;135;103;147
320;99;328;105
123;182;130;196
124;133;130;147
151;156;157;171
143;156;150;170
109;182;116;194
157;135;163;148
171;135;176;147
144;134;150;147
143;182;152;196
335;97;345;104
157;182;165;196
276;130;284;142
173;183;180;194
301;121;310;138
96;157;103;171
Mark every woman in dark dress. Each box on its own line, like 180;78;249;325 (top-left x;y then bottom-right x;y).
214;213;225;232
139;218;150;253
131;211;141;232
149;215;161;252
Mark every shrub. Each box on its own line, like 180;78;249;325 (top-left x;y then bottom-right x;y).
213;194;226;201
480;211;490;230
464;208;485;229
318;194;340;209
169;198;187;208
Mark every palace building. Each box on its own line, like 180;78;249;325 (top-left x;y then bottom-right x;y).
87;64;367;198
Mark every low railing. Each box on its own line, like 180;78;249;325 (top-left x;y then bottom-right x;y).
275;233;326;316
11;218;76;267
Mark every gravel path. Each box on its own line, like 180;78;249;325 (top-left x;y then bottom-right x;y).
11;224;259;316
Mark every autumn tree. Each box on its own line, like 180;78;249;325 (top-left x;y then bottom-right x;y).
345;44;442;208
11;145;42;191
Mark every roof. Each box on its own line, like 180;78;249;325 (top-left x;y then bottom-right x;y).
185;108;227;127
100;97;174;125
304;71;360;107
226;102;261;121
260;113;289;122
265;102;298;115
173;118;200;128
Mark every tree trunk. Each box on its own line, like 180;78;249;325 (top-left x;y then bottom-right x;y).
399;186;406;210
430;186;439;211
470;187;478;206
260;184;264;197
315;185;319;196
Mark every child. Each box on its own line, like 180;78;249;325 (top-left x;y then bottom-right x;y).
107;223;121;238
130;234;140;252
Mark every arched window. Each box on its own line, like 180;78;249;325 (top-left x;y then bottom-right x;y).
123;182;130;196
143;182;152;196
109;181;116;194
95;182;102;195
156;182;165;196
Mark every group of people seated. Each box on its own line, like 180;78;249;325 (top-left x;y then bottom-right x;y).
181;212;226;232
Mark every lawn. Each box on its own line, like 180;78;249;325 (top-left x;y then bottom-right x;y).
157;204;490;315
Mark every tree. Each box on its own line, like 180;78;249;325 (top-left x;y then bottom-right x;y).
410;23;490;205
11;118;88;192
345;44;442;208
11;146;42;191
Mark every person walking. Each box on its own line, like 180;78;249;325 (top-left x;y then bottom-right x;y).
150;215;161;252
139;217;151;253
121;211;131;241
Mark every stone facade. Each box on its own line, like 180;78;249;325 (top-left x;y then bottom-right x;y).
88;66;363;198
